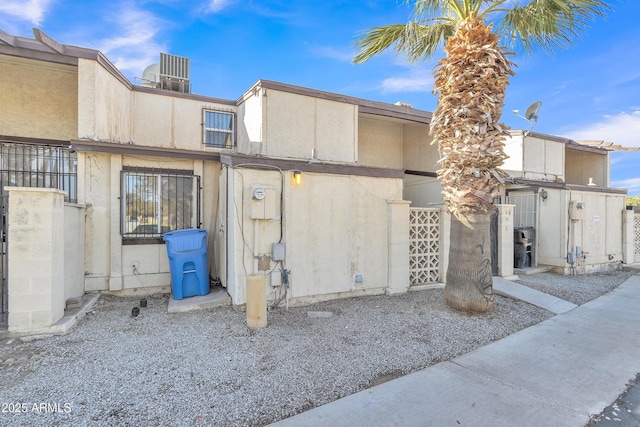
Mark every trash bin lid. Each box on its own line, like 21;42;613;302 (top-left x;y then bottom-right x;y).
513;226;535;241
163;228;207;251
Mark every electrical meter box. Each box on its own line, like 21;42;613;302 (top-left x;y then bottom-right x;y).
570;201;585;221
250;185;277;219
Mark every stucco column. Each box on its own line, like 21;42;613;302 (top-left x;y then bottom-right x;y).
622;209;634;264
440;207;451;284
497;204;515;278
109;155;123;291
7;188;65;332
386;200;410;295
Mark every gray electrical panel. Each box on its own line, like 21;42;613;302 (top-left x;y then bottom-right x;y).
272;243;285;261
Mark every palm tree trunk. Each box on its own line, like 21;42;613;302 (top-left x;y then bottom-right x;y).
431;17;513;313
445;211;493;313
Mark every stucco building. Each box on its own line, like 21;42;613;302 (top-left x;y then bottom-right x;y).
1;28;637;333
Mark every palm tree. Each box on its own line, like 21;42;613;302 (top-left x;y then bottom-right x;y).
354;0;610;313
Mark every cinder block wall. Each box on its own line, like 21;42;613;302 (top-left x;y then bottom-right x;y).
7;188;65;332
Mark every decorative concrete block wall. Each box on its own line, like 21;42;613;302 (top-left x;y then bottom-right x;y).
622;209;635;264
7;188;65;332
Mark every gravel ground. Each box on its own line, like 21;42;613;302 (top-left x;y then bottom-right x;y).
515;269;635;305
0;271;632;427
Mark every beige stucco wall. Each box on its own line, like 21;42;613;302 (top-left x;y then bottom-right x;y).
225;168;282;304
81;151;219;293
251;90;357;162
358;116;403;168
404;175;443;207
565;148;609;187
236;91;263;155
78;58;240;150
131;92;236;150
226;168;403;305
64;204;86;300
569;190;624;266
503;134;564;181
358;118;435;172
357;117;441;207
132;92;174;148
7;188;65;332
78;59;131;142
536;187;625;272
402;123;437;171
0;55;77;140
536;189;568;266
82;152;112;291
502;134;524;172
401;124;442;206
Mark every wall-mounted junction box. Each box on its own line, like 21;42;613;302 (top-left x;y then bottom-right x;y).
272;243;285;261
270;270;282;287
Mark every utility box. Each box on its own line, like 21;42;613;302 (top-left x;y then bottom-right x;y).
163;228;210;300
250;185;277;219
570;201;585;221
514;227;535;269
272;243;285;261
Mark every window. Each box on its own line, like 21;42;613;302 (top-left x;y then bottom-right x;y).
121;168;200;242
204;110;234;148
0;142;77;203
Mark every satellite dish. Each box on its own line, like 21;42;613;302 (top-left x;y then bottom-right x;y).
524;101;542;121
512;101;542;136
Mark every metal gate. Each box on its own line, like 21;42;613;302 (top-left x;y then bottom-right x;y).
505;193;539;267
409;208;441;285
490;208;498;275
505;193;538;228
635;213;640;263
0;142;77;326
0;193;6;325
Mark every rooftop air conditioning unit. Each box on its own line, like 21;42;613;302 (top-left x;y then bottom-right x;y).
159;52;191;94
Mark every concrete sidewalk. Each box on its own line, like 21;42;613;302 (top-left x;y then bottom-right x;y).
271;274;640;427
493;276;578;314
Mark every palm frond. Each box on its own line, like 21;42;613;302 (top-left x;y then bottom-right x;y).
412;0;456;16
498;0;611;53
353;20;456;64
412;0;483;20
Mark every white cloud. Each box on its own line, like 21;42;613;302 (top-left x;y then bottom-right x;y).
552;80;571;96
611;176;640;195
97;6;167;78
206;0;235;13
380;70;433;93
564;111;640;148
0;0;52;25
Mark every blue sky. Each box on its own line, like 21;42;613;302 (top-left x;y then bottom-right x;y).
1;0;639;195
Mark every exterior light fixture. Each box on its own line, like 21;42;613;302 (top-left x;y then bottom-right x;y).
539;189;548;200
293;170;302;185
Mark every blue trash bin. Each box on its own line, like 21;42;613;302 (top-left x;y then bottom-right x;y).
163;228;210;300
